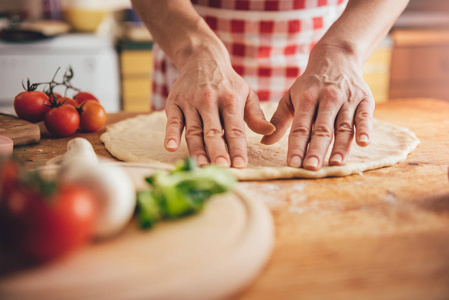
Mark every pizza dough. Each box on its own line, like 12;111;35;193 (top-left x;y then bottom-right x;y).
100;103;420;181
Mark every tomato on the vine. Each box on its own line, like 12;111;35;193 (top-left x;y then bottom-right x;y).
58;97;78;107
44;104;80;137
14;91;50;123
74;92;99;105
0;161;98;261
79;100;106;132
48;93;78;107
48;92;62;102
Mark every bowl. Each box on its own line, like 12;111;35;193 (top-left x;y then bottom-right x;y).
63;8;111;32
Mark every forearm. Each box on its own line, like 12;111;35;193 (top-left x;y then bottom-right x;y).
314;0;409;62
130;0;228;69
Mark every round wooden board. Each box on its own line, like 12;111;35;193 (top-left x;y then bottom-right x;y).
0;188;274;300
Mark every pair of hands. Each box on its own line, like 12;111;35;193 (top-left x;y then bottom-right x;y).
163;45;375;170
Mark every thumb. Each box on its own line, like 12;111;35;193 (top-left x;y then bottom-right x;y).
260;91;294;145
244;89;276;135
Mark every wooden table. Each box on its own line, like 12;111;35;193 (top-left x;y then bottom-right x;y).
11;98;449;300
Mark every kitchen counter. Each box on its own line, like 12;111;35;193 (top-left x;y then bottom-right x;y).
10;98;449;299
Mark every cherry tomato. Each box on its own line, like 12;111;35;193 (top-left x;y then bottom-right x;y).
49;94;78;107
74;92;99;105
14;91;50;123
48;92;62;103
1;182;97;261
58;97;78;107
79;100;106;132
44;105;80;137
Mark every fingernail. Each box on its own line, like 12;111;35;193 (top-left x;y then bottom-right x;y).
289;156;302;168
330;153;343;164
359;134;369;143
215;157;230;167
166;139;177;149
197;155;209;166
304;157;319;169
266;123;276;135
232;157;246;169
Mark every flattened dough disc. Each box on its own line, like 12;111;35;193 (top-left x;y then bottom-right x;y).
100;103;420;180
0;188;274;300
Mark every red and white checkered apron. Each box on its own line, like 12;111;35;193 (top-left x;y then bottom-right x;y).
151;0;348;110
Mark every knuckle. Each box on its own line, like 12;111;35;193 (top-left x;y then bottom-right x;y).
355;111;372;122
166;118;184;129
312;124;333;138
205;127;224;139
359;90;370;101
166;94;178;105
294;90;319;112
199;88;215;108
167;94;185;108
225;126;246;140
221;93;239;112
290;126;311;138
185;125;203;138
351;90;369;103
323;86;342;100
299;90;317;106
335;121;354;134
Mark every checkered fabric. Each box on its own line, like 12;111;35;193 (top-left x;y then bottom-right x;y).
191;0;347;11
151;0;348;110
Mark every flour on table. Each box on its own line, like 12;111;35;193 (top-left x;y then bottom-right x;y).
100;103;420;181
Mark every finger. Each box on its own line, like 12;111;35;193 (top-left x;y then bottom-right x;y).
164;103;184;152
200;104;231;168
286;91;318;168
244;89;275;135
220;94;247;169
329;104;355;166
260;91;294;145
302;89;343;171
354;98;375;147
183;106;209;166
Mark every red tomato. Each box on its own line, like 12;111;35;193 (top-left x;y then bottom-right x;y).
0;159;20;206
49;94;78;106
58;97;78;107
74;92;99;105
2;182;97;261
79;100;106;132
44;105;80;137
14;91;50;123
48;92;62;103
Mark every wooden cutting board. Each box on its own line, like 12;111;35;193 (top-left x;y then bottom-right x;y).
0;185;274;300
0;114;40;146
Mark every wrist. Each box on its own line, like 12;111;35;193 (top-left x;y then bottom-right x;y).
311;40;363;65
174;34;230;71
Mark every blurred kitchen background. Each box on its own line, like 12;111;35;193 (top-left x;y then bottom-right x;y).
0;0;448;113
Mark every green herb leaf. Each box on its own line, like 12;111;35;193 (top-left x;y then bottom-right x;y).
136;191;161;229
136;157;236;229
